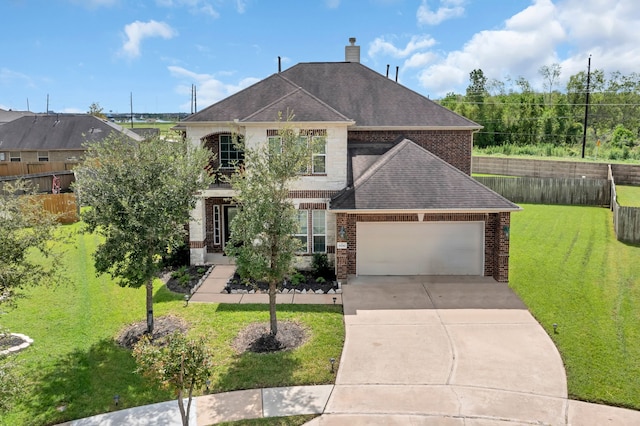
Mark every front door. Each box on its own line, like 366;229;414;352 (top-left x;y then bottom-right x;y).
223;205;238;248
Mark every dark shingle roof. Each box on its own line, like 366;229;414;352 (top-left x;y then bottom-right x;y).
183;62;480;128
0;114;142;150
331;139;520;212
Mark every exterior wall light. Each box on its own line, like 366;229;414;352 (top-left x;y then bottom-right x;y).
502;225;510;240
338;225;347;240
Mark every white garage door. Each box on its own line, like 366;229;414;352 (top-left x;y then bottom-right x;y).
356;222;484;276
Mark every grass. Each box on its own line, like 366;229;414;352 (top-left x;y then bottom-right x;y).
509;204;640;409
0;223;344;426
615;185;640;207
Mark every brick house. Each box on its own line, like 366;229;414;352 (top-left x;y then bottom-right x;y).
183;39;520;282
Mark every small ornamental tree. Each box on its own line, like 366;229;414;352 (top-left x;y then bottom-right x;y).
225;114;312;336
0;180;60;307
133;332;213;426
73;134;214;335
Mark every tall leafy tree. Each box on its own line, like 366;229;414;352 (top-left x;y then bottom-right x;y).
73;134;214;334
225;115;311;336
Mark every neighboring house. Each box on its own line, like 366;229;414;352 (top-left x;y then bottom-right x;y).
182;38;520;282
0;113;143;167
0;108;34;126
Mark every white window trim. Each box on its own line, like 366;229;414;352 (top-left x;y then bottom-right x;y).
311;136;327;175
0;152;5;161
295;210;309;253
213;205;220;245
37;151;49;162
9;152;21;162
219;134;242;169
312;210;327;253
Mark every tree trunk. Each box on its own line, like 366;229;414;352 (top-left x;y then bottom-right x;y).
177;388;187;426
269;281;278;336
146;279;154;335
184;383;194;426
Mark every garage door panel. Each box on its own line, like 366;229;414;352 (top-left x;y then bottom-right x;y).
356;222;484;276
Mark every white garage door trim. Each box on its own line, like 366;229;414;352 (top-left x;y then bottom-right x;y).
356;221;484;276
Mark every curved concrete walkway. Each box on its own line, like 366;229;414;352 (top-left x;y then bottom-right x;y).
309;276;640;425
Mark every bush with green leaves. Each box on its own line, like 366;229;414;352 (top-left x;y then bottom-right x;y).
133;332;213;426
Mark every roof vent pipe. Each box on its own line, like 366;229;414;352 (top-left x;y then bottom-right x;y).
278;56;281;73
386;64;390;78
345;37;360;63
395;66;399;82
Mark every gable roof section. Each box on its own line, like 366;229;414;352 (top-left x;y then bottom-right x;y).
331;139;520;212
183;74;299;123
0;114;143;150
183;62;480;129
242;87;352;123
0;109;34;125
281;62;480;128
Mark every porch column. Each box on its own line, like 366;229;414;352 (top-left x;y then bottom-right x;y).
494;212;510;282
189;198;207;265
335;213;348;281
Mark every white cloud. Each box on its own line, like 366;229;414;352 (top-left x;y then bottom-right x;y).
236;0;247;13
121;20;177;58
369;35;436;58
412;0;640;97
156;0;220;17
325;0;340;8
168;65;259;108
417;0;465;26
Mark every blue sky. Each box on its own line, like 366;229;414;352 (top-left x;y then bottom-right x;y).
2;0;639;114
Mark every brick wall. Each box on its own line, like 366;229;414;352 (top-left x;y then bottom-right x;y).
347;129;473;174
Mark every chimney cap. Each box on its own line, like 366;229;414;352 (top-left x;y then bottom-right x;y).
349;37;356;45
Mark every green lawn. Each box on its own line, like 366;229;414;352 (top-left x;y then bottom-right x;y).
510;204;640;409
616;185;640;207
0;223;344;426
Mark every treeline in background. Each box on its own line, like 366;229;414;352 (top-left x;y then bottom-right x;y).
439;65;640;161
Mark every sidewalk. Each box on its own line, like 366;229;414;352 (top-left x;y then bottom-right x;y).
64;385;333;425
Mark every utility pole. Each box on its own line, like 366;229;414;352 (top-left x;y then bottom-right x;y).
581;55;592;159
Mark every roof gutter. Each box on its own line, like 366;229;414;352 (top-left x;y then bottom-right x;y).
329;207;523;214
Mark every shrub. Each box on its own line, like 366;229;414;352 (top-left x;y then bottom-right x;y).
290;272;306;286
312;253;334;281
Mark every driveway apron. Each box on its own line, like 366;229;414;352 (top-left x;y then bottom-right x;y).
320;276;570;425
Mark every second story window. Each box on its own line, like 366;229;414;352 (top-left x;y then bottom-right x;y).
220;134;244;169
311;136;326;174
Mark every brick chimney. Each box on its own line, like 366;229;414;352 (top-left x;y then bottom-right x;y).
345;37;360;63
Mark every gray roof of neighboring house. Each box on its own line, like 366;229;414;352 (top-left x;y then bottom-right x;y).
0;114;143;150
331;139;520;212
184;62;480;128
0;109;34;125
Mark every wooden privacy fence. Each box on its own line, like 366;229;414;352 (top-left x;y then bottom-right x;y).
473;156;640;185
0;161;77;177
609;165;640;244
38;193;79;224
474;176;611;206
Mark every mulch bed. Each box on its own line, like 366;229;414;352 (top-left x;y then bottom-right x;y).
115;315;189;349
163;265;213;294
0;334;25;351
226;270;338;294
232;321;308;353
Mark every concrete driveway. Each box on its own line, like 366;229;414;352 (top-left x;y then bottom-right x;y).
312;276;578;424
